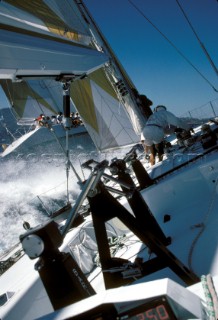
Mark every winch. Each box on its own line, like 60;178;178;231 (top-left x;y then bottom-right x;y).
200;124;217;149
175;128;195;147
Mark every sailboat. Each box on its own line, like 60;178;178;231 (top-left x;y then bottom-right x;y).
1;1;218;320
0;79;89;157
0;0;142;157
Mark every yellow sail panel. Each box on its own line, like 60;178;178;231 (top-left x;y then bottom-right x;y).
89;68;118;101
70;67;121;133
4;0;87;43
71;67;140;151
0;80;57;119
70;79;99;133
48;27;79;42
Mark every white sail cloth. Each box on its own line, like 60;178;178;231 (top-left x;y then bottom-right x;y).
0;0;144;152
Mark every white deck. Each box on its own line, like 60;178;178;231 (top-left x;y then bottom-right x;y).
1;126;218;319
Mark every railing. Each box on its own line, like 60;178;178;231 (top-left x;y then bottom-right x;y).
180;99;218;124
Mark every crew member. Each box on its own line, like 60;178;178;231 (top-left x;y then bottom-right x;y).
141;105;190;165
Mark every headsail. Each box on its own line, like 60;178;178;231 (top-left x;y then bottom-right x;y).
0;0;108;123
0;79;66;123
71;67;140;151
0;0;147;152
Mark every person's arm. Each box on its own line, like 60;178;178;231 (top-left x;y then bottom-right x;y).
166;111;190;130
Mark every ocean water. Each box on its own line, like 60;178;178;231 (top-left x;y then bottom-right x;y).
0;112;132;255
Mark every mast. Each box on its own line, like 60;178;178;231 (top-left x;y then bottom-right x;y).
75;0;136;91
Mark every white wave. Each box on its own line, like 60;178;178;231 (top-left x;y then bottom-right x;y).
0;137;132;255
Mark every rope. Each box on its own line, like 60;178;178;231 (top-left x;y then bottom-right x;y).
188;177;218;271
201;274;218;319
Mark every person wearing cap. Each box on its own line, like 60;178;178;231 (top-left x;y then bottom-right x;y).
141;105;190;165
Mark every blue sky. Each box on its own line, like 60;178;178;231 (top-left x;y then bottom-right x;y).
84;0;218;116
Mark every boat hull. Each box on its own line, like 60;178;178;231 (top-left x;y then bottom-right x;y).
1;124;87;157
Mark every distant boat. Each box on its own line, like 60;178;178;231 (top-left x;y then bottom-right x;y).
1;1;218;320
0;78;88;157
0;121;87;157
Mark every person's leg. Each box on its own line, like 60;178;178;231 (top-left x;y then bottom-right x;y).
141;141;155;165
149;145;156;165
155;142;164;162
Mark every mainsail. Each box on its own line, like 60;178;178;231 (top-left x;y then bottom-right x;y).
0;0;108;78
0;0;146;151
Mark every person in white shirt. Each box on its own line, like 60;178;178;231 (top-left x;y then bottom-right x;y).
141;105;190;165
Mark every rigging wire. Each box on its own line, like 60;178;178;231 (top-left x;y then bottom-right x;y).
50;127;83;183
127;0;218;92
175;0;218;78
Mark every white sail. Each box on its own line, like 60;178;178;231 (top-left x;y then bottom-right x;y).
70;67;140;151
0;0;108;79
0;0;146;152
0;79;71;123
